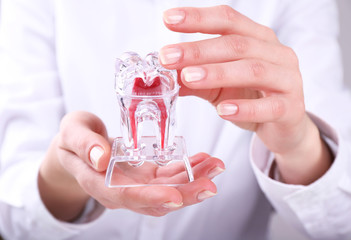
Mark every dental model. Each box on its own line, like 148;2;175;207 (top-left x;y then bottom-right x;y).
105;52;194;187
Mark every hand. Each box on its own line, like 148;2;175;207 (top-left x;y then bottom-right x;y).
160;6;332;185
38;111;224;221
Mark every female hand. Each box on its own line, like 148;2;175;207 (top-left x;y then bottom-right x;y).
160;5;332;185
38;111;224;221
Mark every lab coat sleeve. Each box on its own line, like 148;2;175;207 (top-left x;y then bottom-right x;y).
0;0;104;239
251;0;351;239
251;114;351;240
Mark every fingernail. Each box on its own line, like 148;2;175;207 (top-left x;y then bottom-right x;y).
208;166;225;179
197;190;217;201
90;146;104;169
159;47;182;65
163;9;185;25
217;104;238;116
162;202;183;208
182;67;206;83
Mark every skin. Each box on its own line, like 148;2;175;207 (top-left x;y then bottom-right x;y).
38;5;332;222
159;6;332;184
39;112;223;221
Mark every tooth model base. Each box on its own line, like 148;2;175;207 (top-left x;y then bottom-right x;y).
105;136;194;188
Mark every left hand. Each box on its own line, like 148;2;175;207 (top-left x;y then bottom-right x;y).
159;5;332;185
39;112;224;221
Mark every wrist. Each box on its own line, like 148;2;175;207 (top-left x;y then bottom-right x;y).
38;137;90;221
274;115;333;185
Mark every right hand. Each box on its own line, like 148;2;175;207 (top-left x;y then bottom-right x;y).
38;111;225;221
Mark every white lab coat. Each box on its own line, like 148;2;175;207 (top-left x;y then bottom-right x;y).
0;0;351;239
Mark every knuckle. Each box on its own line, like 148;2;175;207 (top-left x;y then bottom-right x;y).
59;112;79;136
147;208;169;217
196;152;211;159
191;8;202;24
218;5;236;23
292;72;302;89
284;46;299;66
190;43;202;61
283;80;295;93
56;131;65;148
75;134;89;157
213;65;226;83
247;103;258;120
262;26;278;41
58;126;70;148
59;115;70;133
271;98;286;120
248;60;266;79
284;46;296;57
60;111;81;126
224;35;249;56
282;70;302;93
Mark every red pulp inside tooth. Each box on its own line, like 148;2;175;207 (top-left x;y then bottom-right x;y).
129;77;167;149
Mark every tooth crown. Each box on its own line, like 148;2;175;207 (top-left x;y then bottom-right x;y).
115;51;178;97
115;52;179;150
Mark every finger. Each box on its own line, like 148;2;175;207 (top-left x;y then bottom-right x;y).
177;177;217;205
121;186;183;209
180;60;294;92
59;111;111;172
120;161;221;209
146;178;218;216
156;152;211;178
192;157;225;179
159;35;287;68
142;178;218;216
216;97;293;123
59;156;183;211
163;6;278;42
163;156;225;182
189;152;211;166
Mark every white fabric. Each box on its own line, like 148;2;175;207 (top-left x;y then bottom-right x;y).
1;0;351;239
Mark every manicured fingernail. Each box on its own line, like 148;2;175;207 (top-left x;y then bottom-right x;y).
163;9;185;25
197;190;217;201
208;167;225;179
162;202;183;208
90;146;104;169
159;47;182;65
182;67;206;83
217;104;238;116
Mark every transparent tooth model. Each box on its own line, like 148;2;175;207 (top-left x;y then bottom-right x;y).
105;52;194;187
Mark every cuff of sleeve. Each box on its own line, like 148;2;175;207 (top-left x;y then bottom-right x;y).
250;112;351;239
73;198;105;224
0;156;105;239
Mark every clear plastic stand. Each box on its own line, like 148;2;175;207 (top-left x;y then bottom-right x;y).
105;52;194;188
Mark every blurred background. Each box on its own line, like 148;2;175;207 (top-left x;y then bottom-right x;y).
338;0;351;89
270;2;351;239
0;0;350;240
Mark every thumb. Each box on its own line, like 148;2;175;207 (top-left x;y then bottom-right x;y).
59;111;111;172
